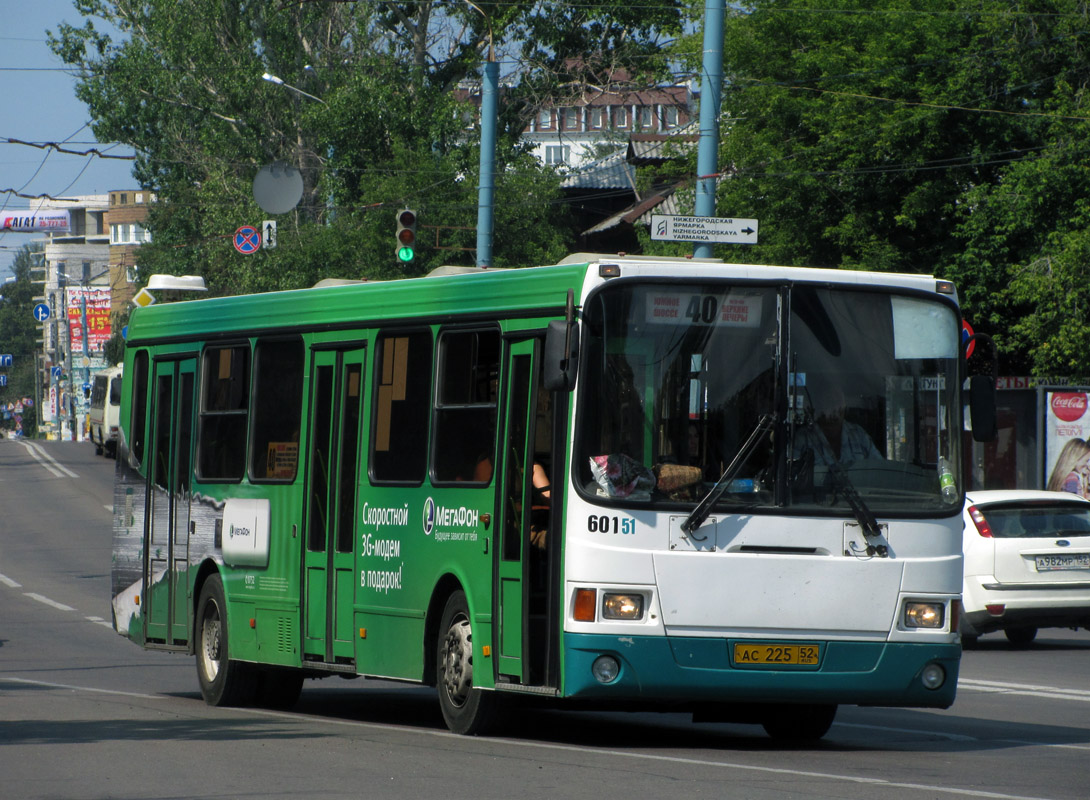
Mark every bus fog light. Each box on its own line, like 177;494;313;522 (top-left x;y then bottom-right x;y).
602;593;644;620
592;655;620;684
921;663;945;690
904;602;944;629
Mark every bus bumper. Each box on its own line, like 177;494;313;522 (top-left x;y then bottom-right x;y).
562;633;960;709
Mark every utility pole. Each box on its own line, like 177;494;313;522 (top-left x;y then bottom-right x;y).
693;0;726;259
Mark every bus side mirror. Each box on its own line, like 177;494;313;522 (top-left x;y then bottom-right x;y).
969;374;997;442
543;319;578;391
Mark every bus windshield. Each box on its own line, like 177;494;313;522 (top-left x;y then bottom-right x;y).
575;281;962;516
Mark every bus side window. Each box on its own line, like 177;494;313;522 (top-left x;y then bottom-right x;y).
130;350;150;467
371;330;432;483
433;329;500;483
197;344;250;482
249;338;304;482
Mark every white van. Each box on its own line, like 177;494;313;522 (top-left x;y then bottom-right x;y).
88;364;123;457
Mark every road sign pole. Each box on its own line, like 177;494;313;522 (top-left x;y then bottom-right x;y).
693;0;726;259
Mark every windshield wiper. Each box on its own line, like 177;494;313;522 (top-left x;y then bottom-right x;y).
824;460;888;557
681;414;774;535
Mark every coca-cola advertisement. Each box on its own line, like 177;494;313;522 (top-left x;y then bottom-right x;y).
1044;389;1090;498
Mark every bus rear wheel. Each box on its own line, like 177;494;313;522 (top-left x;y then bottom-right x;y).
436;590;498;735
196;574;255;707
762;703;837;741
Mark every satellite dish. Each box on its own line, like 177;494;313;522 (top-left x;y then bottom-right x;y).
253;161;303;214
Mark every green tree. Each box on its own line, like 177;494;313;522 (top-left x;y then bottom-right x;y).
49;0;683;293
662;0;1090;374
0;244;45;436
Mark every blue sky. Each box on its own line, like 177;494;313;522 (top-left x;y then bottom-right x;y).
0;0;136;278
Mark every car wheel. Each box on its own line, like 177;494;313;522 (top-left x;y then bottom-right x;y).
1004;627;1038;646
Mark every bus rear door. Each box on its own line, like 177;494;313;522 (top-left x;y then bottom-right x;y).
302;346;366;666
143;356;197;648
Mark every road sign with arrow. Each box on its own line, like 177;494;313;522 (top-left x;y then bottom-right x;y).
651;214;758;244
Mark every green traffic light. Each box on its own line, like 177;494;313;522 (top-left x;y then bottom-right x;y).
397;246;415;262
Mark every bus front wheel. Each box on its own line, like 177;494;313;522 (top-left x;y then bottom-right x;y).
762;703;837;741
196;574;255;707
436;590;498;735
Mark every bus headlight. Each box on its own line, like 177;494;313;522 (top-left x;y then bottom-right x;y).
602;593;644;621
904;602;945;629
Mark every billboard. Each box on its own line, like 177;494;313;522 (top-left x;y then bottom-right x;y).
1043;389;1090;498
66;286;112;354
1;210;71;233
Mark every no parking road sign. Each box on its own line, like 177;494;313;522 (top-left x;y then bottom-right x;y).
234;225;262;254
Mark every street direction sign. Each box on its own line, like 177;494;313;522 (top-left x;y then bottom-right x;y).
234;225;261;254
33;302;51;321
0;354;11;368
651;214;759;244
0;375;6;387
51;366;63;381
262;220;277;249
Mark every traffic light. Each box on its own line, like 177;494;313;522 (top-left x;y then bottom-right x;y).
395;209;417;263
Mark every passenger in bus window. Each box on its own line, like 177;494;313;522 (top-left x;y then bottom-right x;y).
794;377;881;467
530;462;551;549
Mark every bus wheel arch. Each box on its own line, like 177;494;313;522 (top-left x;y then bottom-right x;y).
194;570;256;707
435;588;499;735
423;574;465;687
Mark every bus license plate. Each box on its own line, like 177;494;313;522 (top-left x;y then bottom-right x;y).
1035;554;1090;571
734;643;821;666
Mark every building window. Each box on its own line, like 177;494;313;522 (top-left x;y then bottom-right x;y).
640;106;654;129
562;107;578;130
82;261;91;283
664;105;679;129
613;106;628;128
120;193;127;205
545;145;569;165
538;109;553;130
589;108;604;129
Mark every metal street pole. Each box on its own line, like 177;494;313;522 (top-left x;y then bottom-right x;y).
693;0;726;260
476;57;498;268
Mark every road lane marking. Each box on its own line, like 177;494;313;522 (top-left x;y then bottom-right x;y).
85;615;114;628
24;592;76;612
959;678;1090;703
0;572;22;588
0;677;163;700
19;441;79;478
0;676;1073;799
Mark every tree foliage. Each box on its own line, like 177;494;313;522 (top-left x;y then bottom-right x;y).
664;0;1090;374
49;0;683;293
0;244;44;435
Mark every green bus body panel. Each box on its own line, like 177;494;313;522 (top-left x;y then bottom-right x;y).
125;265;590;345
114;266;587;686
562;634;960;708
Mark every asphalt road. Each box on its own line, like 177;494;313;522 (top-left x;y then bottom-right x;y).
2;439;1089;800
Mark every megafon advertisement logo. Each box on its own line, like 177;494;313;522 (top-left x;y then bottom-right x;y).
1051;392;1088;423
422;497;436;536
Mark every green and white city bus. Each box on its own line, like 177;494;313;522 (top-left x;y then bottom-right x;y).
111;253;993;739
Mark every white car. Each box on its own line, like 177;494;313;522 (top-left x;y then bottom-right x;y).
962;489;1090;645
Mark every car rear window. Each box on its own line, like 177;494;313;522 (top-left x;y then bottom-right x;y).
976;502;1090;538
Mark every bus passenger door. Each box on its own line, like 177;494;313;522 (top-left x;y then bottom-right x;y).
143;357;196;648
496;339;547;683
303;347;366;665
